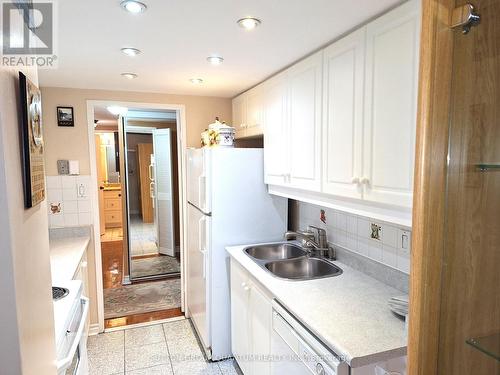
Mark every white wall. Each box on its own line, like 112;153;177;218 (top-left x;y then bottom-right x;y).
0;66;57;374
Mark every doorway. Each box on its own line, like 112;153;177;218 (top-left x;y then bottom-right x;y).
124;111;181;280
88;101;187;331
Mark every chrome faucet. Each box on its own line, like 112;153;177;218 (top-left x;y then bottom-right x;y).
284;226;336;260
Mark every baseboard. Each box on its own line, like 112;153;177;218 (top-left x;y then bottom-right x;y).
122;275;131;285
88;323;100;336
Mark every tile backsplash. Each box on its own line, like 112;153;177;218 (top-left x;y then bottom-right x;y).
46;175;92;228
295;201;411;275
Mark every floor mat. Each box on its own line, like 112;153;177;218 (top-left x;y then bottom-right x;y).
104;278;181;319
130;255;181;278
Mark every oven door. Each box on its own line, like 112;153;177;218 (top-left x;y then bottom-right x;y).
56;297;89;375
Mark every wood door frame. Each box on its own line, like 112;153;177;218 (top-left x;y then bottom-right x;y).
86;100;188;333
408;0;455;373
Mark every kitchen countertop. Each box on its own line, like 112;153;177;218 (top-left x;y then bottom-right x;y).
226;242;407;368
50;236;90;285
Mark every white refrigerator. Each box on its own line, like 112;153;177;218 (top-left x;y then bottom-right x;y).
186;147;287;360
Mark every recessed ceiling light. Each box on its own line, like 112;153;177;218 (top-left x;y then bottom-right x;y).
121;47;141;56
121;0;147;14
121;72;138;79
237;17;261;30
207;55;224;65
107;106;128;116
190;78;204;85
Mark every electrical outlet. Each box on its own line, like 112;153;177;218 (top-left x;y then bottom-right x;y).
400;230;411;251
371;223;382;241
57;160;69;175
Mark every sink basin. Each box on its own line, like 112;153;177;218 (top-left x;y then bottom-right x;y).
265;257;343;280
245;243;307;261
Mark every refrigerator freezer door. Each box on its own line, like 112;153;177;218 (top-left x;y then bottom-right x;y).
186;203;211;350
187;148;211;214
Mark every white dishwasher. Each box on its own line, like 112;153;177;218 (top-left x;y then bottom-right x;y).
271;301;349;375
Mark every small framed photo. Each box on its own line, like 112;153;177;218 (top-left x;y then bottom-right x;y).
57;106;74;127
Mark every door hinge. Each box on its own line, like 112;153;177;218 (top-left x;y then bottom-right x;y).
450;3;481;34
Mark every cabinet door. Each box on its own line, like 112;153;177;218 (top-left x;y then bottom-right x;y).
230;259;251;374
249;282;272;375
232;94;247;139
322;28;365;199
287;51;323;191
362;0;420;207
263;73;288;186
245;86;264;137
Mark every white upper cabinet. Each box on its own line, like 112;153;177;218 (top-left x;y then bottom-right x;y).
362;0;420;207
232;94;247;138
287;51;323;192
245;86;265;138
263;73;288;186
322;28;365;199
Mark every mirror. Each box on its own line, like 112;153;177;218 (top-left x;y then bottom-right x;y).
123;118;180;280
96;132;120;184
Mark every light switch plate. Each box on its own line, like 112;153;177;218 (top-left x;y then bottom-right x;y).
57;160;69;175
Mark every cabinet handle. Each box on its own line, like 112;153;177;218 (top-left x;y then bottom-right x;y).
361;177;370;185
352;177;360;184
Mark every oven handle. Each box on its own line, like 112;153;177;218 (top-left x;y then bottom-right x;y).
56;297;89;371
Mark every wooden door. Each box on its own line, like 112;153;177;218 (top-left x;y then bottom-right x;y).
362;0;420;207
322;28;365;199
436;0;500;373
263;72;289;186
137;143;154;223
409;1;500;374
287;50;323;191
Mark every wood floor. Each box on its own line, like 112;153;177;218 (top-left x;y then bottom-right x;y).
104;307;183;329
101;235;183;328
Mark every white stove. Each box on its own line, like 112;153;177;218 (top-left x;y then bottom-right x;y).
52;280;89;375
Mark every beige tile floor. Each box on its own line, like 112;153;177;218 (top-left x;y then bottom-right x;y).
87;319;241;375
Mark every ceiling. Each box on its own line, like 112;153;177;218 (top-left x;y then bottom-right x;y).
39;0;401;98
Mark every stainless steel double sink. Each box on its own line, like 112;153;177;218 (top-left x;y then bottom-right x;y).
244;243;342;281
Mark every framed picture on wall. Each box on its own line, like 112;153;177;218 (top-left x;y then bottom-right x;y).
19;72;46;208
57;106;74;126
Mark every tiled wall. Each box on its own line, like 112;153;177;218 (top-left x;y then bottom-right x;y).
296;201;411;275
46;175;92;228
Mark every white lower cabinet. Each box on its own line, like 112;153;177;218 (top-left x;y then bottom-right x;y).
230;258;272;375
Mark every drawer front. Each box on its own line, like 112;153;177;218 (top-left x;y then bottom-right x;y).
103;190;122;199
105;211;122;224
104;198;122;211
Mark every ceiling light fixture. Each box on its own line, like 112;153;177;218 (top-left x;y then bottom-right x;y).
121;47;141;56
237;17;261;30
107;106;129;116
190;78;204;85
121;72;138;79
207;55;224;65
120;0;147;14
